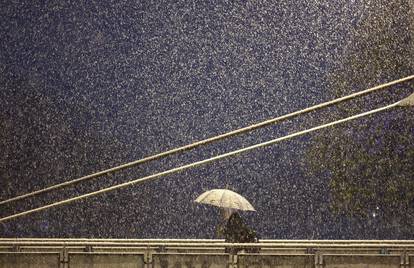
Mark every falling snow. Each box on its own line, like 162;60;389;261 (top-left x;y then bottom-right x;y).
0;0;413;239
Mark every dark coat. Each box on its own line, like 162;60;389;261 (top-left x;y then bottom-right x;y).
222;212;259;253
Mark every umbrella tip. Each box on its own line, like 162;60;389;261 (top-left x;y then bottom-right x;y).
225;184;236;192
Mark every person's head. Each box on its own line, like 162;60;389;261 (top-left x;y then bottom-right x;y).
221;208;236;220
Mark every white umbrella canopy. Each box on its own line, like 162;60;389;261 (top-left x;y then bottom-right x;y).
195;189;256;211
398;92;414;106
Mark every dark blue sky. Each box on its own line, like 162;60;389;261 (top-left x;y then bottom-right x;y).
0;0;413;239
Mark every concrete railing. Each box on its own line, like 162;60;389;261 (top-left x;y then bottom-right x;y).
0;239;413;267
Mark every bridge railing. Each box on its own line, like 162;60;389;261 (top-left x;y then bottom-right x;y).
1;239;413;268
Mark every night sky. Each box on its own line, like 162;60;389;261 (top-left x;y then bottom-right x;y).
1;0;413;239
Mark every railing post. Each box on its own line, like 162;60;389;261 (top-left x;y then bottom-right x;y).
11;244;21;252
314;252;323;268
401;250;409;268
406;251;410;268
228;254;238;268
144;246;152;268
59;247;69;268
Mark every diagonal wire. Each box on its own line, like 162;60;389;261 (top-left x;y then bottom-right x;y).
1;75;413;205
0;100;403;222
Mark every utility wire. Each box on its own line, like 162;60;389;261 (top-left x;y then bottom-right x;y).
0;100;403;222
1;75;413;206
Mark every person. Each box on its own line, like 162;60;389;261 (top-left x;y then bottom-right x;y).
217;208;259;254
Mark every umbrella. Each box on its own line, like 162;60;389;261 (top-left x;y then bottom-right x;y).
195;189;256;211
398;92;414;106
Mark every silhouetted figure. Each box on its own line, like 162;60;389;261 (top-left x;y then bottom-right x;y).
218;209;259;254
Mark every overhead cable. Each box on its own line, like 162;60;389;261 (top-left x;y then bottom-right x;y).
1;75;412;206
0;100;404;222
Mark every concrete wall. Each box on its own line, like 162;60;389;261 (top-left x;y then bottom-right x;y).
238;254;314;268
322;254;402;268
0;252;60;268
152;253;229;268
69;253;145;268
